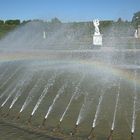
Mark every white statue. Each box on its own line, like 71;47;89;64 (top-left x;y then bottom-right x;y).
134;29;138;38
43;31;46;39
93;19;102;46
93;19;100;35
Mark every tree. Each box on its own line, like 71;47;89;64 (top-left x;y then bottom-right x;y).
5;19;20;25
0;20;4;25
21;20;32;24
51;17;61;24
132;11;140;29
117;18;123;23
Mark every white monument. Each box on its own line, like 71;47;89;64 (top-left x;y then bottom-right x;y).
43;31;47;39
134;25;140;38
93;19;102;46
134;29;138;38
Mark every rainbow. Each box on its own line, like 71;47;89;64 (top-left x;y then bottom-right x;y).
0;51;138;85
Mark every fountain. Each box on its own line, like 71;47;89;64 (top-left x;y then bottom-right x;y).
131;48;138;139
0;20;140;140
93;19;102;46
27;74;57;122
108;78;121;140
0;67;21;96
55;77;84;131
19;74;45;114
9;73;34;110
30;81;68;125
44;82;68;119
88;93;104;139
73;93;93;135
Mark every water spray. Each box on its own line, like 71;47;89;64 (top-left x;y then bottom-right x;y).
92;95;103;128
59;91;78;123
9;73;34;110
75;99;85;126
131;94;137;137
130;40;138;138
88;94;103;139
72;97;85;136
0;67;9;81
31;74;56;117
1;86;17;108
54;78;84;134
0;66;21;91
131;61;137;137
59;78;83;123
109;79;120;139
0;87;17;117
16;77;36;119
42;82;68;127
74;92;90;135
19;78;41;114
0;73;33;118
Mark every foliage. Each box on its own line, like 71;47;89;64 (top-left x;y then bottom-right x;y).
51;17;61;24
117;17;123;23
21;20;32;24
132;11;140;28
0;20;4;25
5;19;20;25
0;11;139;40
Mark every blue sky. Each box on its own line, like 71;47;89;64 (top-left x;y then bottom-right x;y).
0;0;139;22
